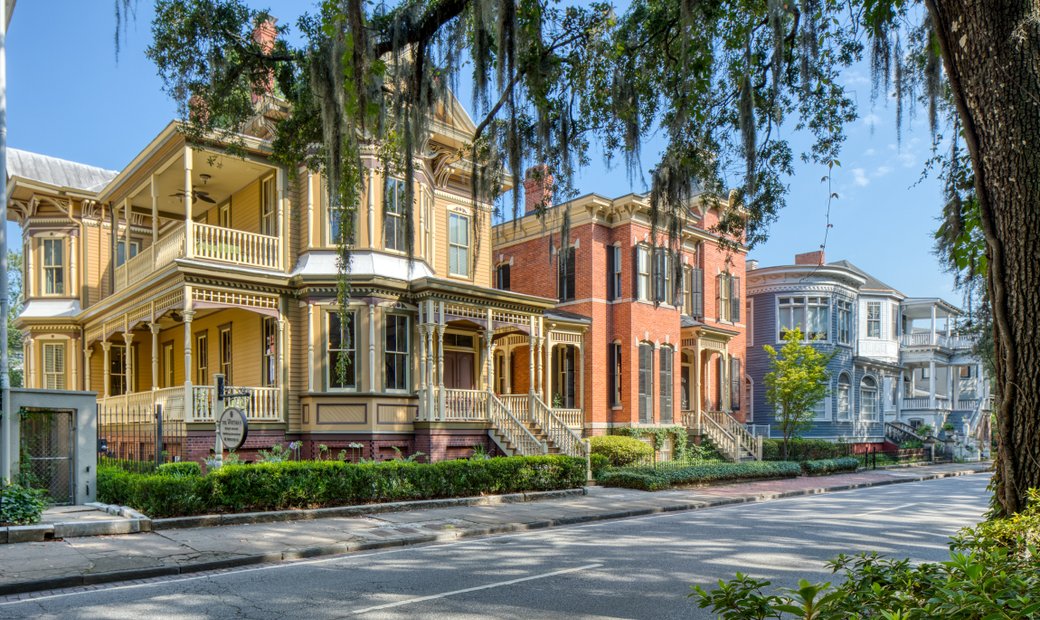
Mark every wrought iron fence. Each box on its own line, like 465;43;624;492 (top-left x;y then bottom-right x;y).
97;401;187;472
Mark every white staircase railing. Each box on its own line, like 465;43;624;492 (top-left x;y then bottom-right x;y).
488;392;546;456
552;408;583;429
530;395;587;458
500;394;529;420
702;411;762;461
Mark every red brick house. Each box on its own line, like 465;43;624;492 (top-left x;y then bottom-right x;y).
492;169;749;441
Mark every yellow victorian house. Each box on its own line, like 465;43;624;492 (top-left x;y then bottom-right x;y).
9;95;588;464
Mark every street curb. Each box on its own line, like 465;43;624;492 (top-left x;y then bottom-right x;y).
151;488;587;530
0;466;989;597
1;502;153;545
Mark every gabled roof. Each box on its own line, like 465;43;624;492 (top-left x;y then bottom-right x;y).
7;148;118;194
829;259;905;297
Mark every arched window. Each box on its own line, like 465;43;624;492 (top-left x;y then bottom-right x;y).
860;376;879;421
837;373;852;421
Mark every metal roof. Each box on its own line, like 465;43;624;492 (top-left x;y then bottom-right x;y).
828;259;905;297
7;148;118;194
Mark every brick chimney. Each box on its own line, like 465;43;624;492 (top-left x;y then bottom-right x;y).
794;250;825;266
523;165;554;214
251;17;278;100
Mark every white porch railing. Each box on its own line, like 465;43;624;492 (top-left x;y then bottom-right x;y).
113;223;186;293
193;223;281;270
99;384;281;423
900;333;977;350
553;408;583;429
443;388;489;421
188;385;282;422
901;397;952;411
500;394;529;420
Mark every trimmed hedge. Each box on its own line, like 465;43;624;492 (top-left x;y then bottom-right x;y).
590;435;654;467
801;457;860;476
762;438;846;461
598;461;803;491
157;462;203;477
98;455;586;518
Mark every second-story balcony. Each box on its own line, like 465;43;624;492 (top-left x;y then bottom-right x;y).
898;332;975;350
104;138;287;295
114;222;282;292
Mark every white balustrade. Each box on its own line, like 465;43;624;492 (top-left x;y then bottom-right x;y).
901;397;932;410
193;223;280;270
443;389;489;421
530;396;586;457
552;408;583;429
488;393;545;456
704;410;762;460
111;224;186;293
500;394;530;421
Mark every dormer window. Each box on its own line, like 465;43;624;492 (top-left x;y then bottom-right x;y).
42;238;65;296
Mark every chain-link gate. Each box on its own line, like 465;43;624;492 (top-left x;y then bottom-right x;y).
19;409;75;505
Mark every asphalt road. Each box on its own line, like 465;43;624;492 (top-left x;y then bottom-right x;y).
0;474;990;619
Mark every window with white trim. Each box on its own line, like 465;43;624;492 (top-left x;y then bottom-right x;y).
778;296;806;339
219;325;233;383
110;344;130;396
219;203;231;228
384;314;410;391
384;177;407;251
867;301;882;339
193;334;206;385
42;342;66;390
448;212;470;277
860;376;879;421
836;299;853;345
636;245;650;301
328;310;356;390
262;317;278;387
778;296;828;340
837;373;852;421
811;387;830;421
260;176;277;236
42;238;65;295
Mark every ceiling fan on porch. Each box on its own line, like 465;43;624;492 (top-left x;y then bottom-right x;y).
170;173;217;204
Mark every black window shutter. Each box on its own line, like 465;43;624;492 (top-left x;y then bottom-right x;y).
716;274;723;321
606;246;615;300
566;247;576;301
608;344;616;406
731;276;741;322
691;268;703;318
673;257;683;308
730;357;742;410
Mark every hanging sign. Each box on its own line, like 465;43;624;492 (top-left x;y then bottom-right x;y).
218;407;248;451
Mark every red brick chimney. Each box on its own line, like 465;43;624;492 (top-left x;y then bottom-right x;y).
794;250;826;266
523;165;554;214
251;18;278;100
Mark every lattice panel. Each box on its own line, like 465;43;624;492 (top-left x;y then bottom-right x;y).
193;287;278;310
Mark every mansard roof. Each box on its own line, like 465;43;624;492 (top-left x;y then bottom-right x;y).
7;148;118;194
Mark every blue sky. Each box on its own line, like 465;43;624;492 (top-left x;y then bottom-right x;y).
6;1;960;302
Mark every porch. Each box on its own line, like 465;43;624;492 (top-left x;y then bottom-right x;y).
87;284;287;426
411;298;587;457
108;142;287;294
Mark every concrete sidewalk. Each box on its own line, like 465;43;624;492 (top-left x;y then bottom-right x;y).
0;461;990;597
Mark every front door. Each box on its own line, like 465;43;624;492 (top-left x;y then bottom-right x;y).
443;351;475;390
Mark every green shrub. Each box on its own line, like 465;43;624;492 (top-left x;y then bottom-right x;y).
590;435;654;467
0;482;47;525
801;457;859;476
157;462;203;477
589;453;611;478
694;489;1040;619
762;438;844;461
599;461;802;491
97;455;586;517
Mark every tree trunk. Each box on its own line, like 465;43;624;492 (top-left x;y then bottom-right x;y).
927;0;1040;515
